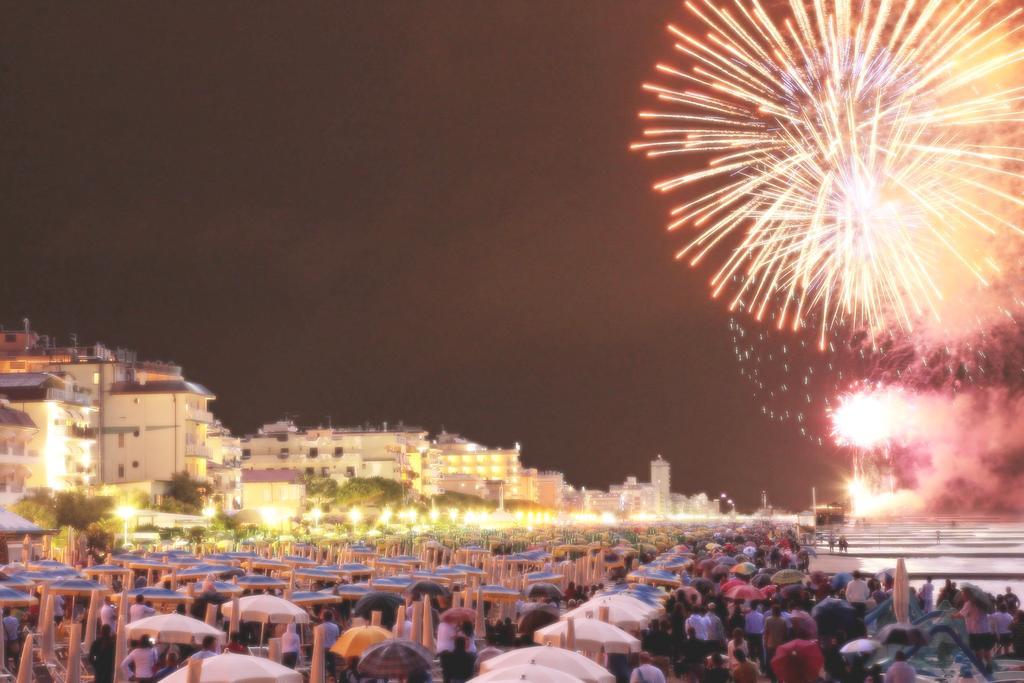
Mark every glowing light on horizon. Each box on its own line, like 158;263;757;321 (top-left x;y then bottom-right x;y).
634;0;1024;344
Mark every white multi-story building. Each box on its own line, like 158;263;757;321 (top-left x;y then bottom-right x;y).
0;399;37;505
651;455;671;515
239;419;428;488
0;372;97;491
0;324;220;502
427;432;538;502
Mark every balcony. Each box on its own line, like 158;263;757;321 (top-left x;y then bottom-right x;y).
185;443;210;458
45;387;94;406
185;407;214;424
0;443;32;465
68;425;98;440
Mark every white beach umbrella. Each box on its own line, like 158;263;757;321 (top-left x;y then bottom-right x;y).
127;613;225;645
479;646;615;683
470;663;584;683
160;653;302;683
220;594;310;624
534;618;640;654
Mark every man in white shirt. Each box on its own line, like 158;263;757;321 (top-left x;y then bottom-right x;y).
120;635;159;682
630;652;667;683
190;635;219;661
845;571;870;616
920;578;934;612
128;595;155;623
686;607;710;641
100;599;117;630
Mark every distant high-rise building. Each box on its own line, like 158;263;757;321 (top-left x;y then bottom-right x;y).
651;455;671;515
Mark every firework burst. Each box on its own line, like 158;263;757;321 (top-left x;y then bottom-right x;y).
634;0;1024;346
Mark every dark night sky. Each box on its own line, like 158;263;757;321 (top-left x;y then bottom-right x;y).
0;2;846;509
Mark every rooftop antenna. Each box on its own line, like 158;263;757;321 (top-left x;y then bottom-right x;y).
22;318;30;351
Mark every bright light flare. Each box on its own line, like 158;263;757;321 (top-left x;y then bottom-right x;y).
830;390;897;449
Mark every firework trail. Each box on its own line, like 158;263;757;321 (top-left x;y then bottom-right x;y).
634;0;1024;346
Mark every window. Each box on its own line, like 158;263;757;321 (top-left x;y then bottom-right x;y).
334;447;344;458
93;372;100;385
345;467;356;478
4;334;14;343
305;467;315;476
321;467;329;476
118;434;125;448
278;448;289;460
118;464;125;478
308;448;318;459
241;449;251;460
132;461;139;468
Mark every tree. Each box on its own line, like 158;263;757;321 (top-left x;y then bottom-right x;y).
12;490;57;529
160;472;203;514
53;490;114;531
431;491;495;510
303;473;339;511
335;477;405;509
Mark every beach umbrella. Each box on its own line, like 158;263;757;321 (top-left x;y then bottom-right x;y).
330;625;392;657
876;624;929;647
731;562;756;576
789;611;818;640
725;584;766;602
812;598;859;637
527;583;563;601
720;578;745;594
770;639;824;683
236;574;287;590
0;586;35;607
407;580;448;600
46;578;109;596
336;563;374;576
370;576;413;592
289;591;345;606
353;592;403;625
534;618;641;654
441;607;477;624
840;639;881;656
830;573;854;590
282;555;317;567
357;639;433;680
893;559;910;624
127;613;225;645
479;645;614;683
160;652;302;683
221;595;310;624
479;585;521;602
123;587;192;604
563;602;648;631
332;583;371;599
771;569;805;586
711;565;731;579
470;663;585;683
751;574;772;588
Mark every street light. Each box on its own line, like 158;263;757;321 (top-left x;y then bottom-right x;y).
116;506;135;545
311;507;323;531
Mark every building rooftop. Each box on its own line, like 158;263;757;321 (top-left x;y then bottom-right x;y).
0;403;35;429
108;380;214;397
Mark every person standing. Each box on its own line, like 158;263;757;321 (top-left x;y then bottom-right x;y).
281;624;300;668
763;605;789;683
630;652;667;683
956;598;995;672
845;572;870;617
920;578;934;612
321;611;340;679
89;624;117;683
990;602;1014;656
439;637;476;683
120;634;159;683
731;650;759;683
1005;587;1020;613
129;594;155;623
190;635;218;662
744;604;766;671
